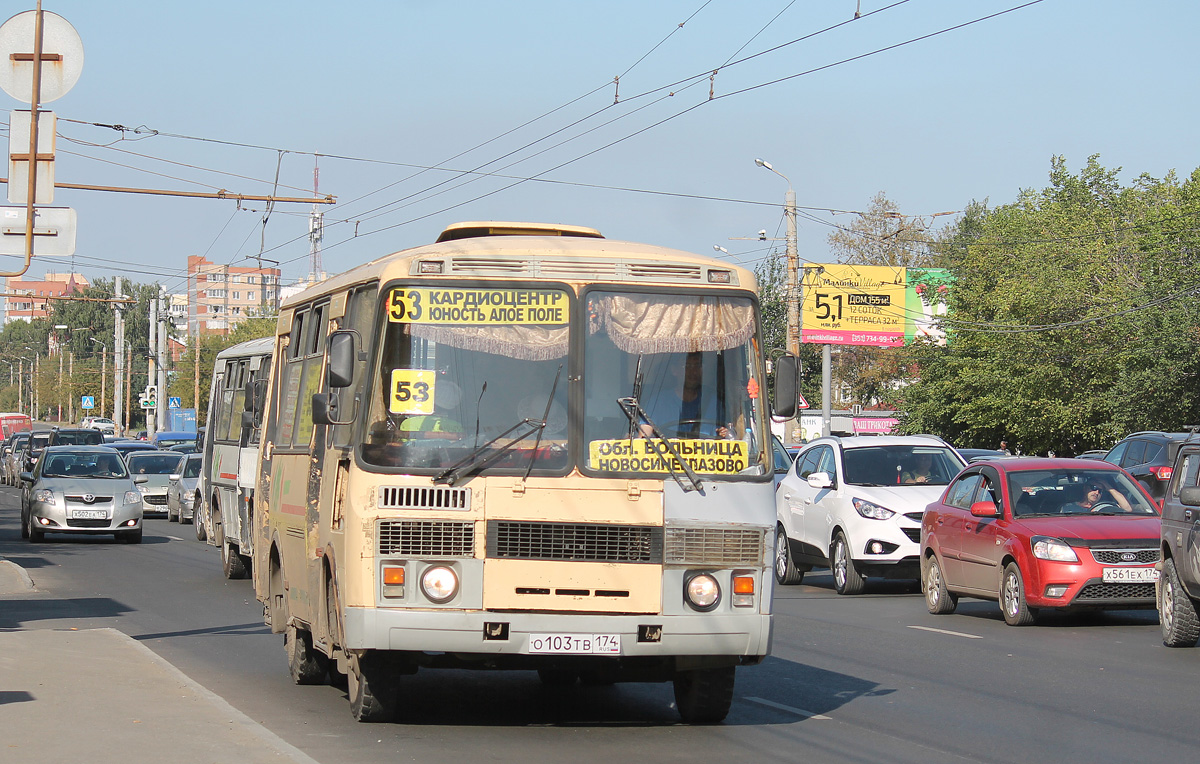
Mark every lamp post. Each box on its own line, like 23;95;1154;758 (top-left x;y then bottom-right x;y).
91;337;107;420
755;158;799;358
54;324;67;422
16;355;31;416
24;346;38;420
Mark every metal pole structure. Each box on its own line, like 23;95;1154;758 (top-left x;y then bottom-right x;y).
158;294;168;432
68;351;74;424
148;297;157;434
822;344;832;437
56;326;65;422
34;354;39;421
91;338;107;420
0;0;45;280
124;342;131;435
17;359;23;415
114;277;125;435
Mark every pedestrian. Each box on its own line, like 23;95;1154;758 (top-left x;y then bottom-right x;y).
999;439;1011;455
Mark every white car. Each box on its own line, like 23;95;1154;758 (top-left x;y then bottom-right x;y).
84;417;116;435
774;434;967;594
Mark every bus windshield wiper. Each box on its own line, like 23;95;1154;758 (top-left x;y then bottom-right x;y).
521;364;564;482
616;395;704;494
433;416;547;486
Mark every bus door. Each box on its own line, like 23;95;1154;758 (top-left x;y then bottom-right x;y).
270;302;329;628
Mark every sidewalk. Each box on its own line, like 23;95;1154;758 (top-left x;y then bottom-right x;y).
0;557;320;764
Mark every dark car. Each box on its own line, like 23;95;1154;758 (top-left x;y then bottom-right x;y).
151;431;198;450
1157;439;1200;647
107;441;161;459
47;427;106;447
922;458;1160;625
957;448;1011;462
22;431;51;474
1103;431;1191;501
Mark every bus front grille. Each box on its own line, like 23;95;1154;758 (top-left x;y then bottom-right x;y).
664;526;765;566
487;521;662;563
378;521;475;557
379;486;470;511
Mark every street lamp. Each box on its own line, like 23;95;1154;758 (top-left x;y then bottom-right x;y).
713;245;729;255
24;346;37;419
91;337;108;420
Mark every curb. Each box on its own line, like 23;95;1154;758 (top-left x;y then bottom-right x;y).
0;557;36;591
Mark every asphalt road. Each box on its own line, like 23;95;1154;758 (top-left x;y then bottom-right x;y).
3;482;1198;764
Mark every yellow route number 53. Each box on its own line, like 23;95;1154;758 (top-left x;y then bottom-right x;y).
388;369;435;415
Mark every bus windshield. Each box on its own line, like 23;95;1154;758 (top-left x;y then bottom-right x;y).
581;290;768;479
362;284;571;473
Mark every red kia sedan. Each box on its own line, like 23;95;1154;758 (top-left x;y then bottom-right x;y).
921;458;1160;625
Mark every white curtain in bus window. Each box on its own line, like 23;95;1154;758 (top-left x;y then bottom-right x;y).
408;323;567;361
589;294;755;354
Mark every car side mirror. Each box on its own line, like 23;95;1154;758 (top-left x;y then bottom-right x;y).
168;474;180;481
807;471;833;490
19;471;32;483
133;475;149;484
970;500;999;518
1179;486;1200;507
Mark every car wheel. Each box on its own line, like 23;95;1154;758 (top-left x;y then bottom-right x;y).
347;651;397;723
1000;562;1036;626
831;532;865;595
20;508;29;539
195;505;207;541
27;512;43;543
923;554;958;614
672;666;736;724
167;505;178;522
1160;557;1200;648
774;524;805;585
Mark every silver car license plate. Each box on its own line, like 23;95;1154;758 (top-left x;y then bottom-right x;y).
69;509;107;520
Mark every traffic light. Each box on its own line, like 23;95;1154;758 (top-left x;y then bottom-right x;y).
141;386;157;409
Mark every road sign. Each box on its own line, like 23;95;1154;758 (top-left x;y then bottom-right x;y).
80;395;94;409
168;396;181;409
7;110;55;204
797;393;810;410
0;206;76;256
0;10;85;104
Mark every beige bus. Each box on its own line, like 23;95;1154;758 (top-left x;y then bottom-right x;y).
252;221;800;723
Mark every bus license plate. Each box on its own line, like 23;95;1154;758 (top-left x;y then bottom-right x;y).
69;509;107;520
529;633;621;655
1102;567;1159;583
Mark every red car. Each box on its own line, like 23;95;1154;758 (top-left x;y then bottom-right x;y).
921;458;1160;625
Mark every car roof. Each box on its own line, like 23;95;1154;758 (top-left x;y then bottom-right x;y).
806;434;951;449
153;431;197;439
127;449;182;457
41;445;123;453
975;457;1124;472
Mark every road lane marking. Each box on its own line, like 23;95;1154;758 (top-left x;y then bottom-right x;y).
744;696;831;719
907;625;982;639
165;535;184;541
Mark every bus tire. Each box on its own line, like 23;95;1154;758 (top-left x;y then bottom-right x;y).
672;666;735;724
286;623;329;685
215;507;248;580
348;652;397;723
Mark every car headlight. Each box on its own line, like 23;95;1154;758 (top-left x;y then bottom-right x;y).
1031;536;1079;562
33;488;55;504
136;484;149;494
684;572;721;611
420;566;459;603
853;497;895;520
124;491;142;506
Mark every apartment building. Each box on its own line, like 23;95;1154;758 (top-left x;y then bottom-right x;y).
186;255;281;335
2;271;91;325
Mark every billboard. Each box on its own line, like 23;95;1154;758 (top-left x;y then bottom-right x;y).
801;265;950;348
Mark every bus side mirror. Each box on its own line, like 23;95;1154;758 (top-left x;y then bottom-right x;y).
772;354;800;419
312;392;353;426
326;331;356;389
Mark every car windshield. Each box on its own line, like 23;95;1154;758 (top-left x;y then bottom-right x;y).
1008;468;1159;516
42;452;129;479
156;438;195;448
841;445;963;486
127;453;184;474
182;458;201;478
30;433;49;449
54;430;102;445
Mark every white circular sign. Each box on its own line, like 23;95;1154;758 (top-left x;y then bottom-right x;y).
0;10;84;104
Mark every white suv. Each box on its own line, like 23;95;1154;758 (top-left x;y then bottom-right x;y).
774;435;966;594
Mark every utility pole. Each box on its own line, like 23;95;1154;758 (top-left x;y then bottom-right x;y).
148;296;157;434
124;342;131;435
68;350;74;423
157;292;168;431
113;277;124;435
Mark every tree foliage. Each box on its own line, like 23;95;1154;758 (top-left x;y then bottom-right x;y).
897;156;1200;454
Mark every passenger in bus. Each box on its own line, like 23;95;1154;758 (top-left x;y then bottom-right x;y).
640;352;731;439
398;379;463;437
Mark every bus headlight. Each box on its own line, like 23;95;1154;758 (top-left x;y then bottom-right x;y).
684;572;721;611
420;565;459;603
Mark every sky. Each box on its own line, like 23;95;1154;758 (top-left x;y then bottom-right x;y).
2;0;1198;296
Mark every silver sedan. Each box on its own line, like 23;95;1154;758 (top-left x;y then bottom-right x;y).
21;445;147;543
166;453;201;523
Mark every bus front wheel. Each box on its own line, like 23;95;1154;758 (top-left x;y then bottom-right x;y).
348;652;397;723
673;666;735;724
286;623;329;685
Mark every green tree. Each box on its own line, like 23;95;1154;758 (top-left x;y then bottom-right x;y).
898;156;1200;454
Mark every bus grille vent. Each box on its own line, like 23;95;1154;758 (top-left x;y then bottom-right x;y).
378;521;475;558
487;521;662;564
629;263;703;280
379;486;470;511
447;257;528;274
664;526;764;566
